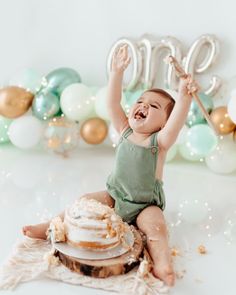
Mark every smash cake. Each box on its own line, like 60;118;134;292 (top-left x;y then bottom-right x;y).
50;198;130;251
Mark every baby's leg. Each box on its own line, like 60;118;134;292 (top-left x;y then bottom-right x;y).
136;205;175;287
22;190;114;239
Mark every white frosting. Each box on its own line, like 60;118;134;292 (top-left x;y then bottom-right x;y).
64;198;125;249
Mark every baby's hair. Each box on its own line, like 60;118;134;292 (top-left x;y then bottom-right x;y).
144;88;175;120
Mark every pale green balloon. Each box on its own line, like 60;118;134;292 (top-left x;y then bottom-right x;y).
124;89;145;108
186;93;213;127
186;124;218;157
178;142;203;161
10;68;43;94
165;144;178;162
32;90;60;120
95;86;125;121
0;115;12;143
44;68;81;96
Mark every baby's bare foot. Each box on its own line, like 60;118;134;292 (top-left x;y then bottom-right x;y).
22;222;49;240
152;250;175;286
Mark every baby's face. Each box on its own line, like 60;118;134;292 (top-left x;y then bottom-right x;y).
128;91;170;134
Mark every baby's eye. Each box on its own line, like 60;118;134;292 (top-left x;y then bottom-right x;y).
137;101;142;104
150;104;158;109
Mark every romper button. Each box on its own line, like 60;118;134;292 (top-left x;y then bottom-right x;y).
151;146;157;154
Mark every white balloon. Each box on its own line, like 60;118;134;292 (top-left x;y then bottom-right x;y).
108;124;120;146
165;144;178;162
95;86;125;121
205;135;236;174
8;116;44;149
60;83;94;121
227;96;236;124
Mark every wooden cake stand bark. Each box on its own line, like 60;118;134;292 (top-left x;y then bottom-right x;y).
55;227;144;278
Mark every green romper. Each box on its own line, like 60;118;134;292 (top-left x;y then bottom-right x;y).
106;127;166;224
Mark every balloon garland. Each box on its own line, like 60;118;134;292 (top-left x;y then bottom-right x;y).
0;34;235;174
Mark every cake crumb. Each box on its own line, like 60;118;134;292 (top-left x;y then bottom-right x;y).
198;245;207;254
171;247;181;257
176;269;186;279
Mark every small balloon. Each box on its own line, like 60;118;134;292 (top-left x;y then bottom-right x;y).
0;115;12;143
185;124;218;157
210;106;236;135
0;86;34;118
32;90;60;120
9;68;44;94
8;115;44;149
205;135;236;174
80;117;108;144
60;83;94;121
43;117;80;157
44;68;81;96
186;93;213;127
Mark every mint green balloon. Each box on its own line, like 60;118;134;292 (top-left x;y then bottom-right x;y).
0;115;12;143
186;93;213;127
178;142;203;161
165;144;178;162
124;89;146;108
186;124;218;157
32;90;60;120
44;68;81;96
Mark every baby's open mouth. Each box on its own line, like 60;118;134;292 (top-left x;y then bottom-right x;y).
134;109;147;120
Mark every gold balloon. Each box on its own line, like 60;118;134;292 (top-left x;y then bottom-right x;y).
80;117;108;144
0;86;34;118
210;106;236;135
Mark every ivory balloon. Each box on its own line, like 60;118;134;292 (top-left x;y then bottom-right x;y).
60;83;94;121
205;135;236;174
0;86;34;118
8;115;44;149
210;106;236;135
227;96;236;124
80;118;108;144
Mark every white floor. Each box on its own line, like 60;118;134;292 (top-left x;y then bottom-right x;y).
0;145;235;295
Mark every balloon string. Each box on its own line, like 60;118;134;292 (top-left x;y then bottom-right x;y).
166;56;219;136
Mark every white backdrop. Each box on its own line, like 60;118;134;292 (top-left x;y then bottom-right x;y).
0;0;235;91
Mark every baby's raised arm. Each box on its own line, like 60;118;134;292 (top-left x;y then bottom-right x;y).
107;45;131;134
158;76;199;150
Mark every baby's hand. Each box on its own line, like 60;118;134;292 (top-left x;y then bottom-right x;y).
111;44;131;73
178;74;200;99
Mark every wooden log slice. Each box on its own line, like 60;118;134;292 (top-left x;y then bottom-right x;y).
55;226;144;278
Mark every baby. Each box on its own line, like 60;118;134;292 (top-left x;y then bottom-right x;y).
23;44;198;287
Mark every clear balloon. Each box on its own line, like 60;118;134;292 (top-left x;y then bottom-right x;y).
9;68;44;94
32;90;60;120
0;115;12;143
205;135;236;174
223;208;236;244
44;68;81;96
60;83;94;121
43;117;80;157
8;115;44;149
186;93;213;127
185;124;218;157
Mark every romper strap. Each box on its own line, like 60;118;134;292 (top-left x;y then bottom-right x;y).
150;132;159;154
122;126;133;138
150;131;158;147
